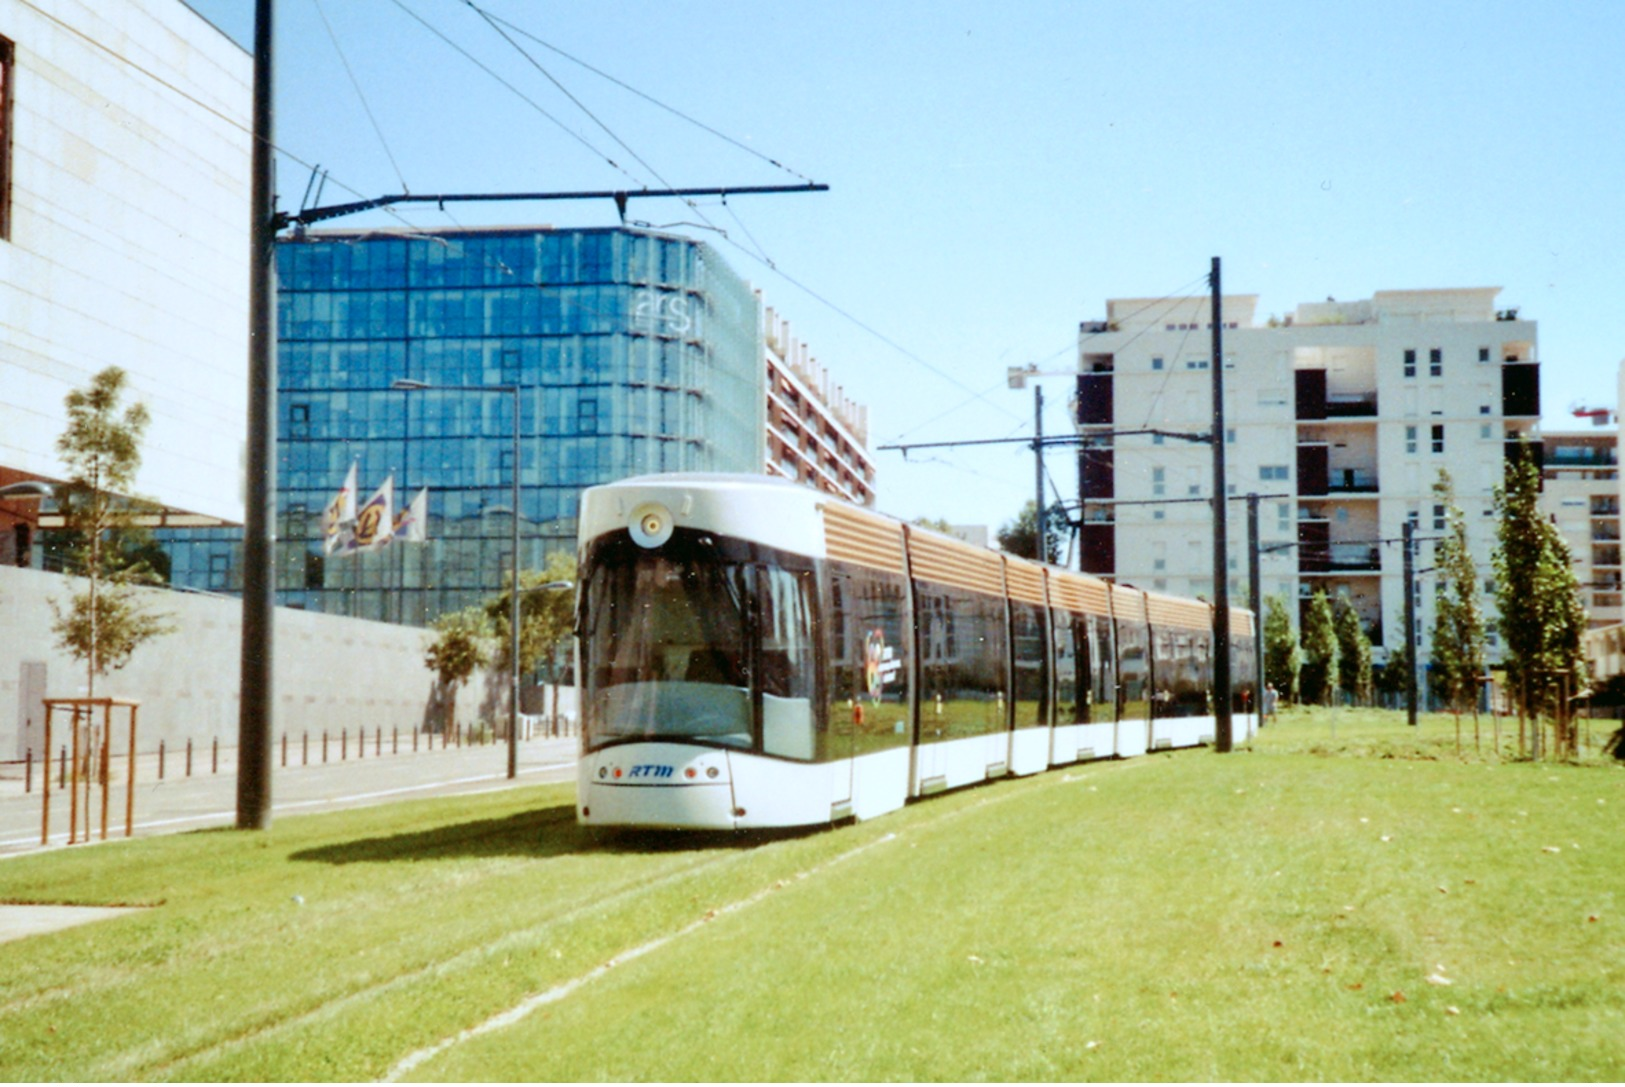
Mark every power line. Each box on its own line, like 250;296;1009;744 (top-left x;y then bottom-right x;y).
465;2;816;184
382;0;645;187
311;0;411;193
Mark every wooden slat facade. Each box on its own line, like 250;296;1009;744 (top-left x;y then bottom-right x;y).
1229;607;1255;638
1003;557;1047;607
1145;591;1212;632
1110;584;1148;624
1048;569;1112;616
822;502;906;574
906;530;1005;597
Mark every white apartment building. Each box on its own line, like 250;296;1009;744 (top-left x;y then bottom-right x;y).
761;305;876;507
0;0;251;561
1074;287;1540;666
1540;427;1620;631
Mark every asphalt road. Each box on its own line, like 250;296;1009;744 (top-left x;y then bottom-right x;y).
0;734;581;857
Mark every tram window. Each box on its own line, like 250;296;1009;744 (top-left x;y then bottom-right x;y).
582;548;753;750
759;565;821;760
825;562;911;757
1115;620;1150;722
1150;626;1212;718
1051;610;1092;726
1011;601;1048;729
1090;615;1114;713
917;582;1008;742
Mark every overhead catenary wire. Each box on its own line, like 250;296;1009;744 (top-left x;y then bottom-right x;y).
310;0;411;194
463;0;817;185
382;0;646;188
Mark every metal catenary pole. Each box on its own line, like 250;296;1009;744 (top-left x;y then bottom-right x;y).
1210;258;1233;752
238;0;276;829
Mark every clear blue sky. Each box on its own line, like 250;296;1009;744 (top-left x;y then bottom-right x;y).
188;0;1625;533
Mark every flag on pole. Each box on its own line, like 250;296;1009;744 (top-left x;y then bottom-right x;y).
322;461;357;555
349;475;394;552
393;487;429;543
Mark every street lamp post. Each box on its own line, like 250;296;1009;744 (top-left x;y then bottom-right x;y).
394;378;523;778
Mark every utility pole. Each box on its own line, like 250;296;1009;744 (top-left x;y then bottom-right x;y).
238;0;276;829
1033;384;1046;563
1403;518;1418;726
1210;258;1233;752
1247;492;1264;725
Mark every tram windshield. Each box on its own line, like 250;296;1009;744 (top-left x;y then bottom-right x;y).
583;542;753;751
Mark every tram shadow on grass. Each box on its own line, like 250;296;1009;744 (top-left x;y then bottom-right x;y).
289;804;829;865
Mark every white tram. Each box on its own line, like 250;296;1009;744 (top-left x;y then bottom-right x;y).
575;473;1258;830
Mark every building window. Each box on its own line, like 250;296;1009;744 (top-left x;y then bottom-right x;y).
1259;465;1289;481
1479;346;1491;363
289;403;310;439
577;398;598;435
1405;425;1418;454
1186;358;1209;370
1434;504;1446;530
1152;467;1165;496
1429;348;1443;377
1151;356;1164;371
1431;424;1445;454
0;35;13;240
1403;349;1416;378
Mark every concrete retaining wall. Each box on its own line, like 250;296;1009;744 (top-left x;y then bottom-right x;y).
0;566;572;759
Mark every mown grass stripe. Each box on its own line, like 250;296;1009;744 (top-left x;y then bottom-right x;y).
383;832;899;1082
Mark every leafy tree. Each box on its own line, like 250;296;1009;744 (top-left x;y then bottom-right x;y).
1262;593;1301;703
47;367;173;695
423;606;491;737
486;550;577;721
1375;623;1413;705
996;499;1066;563
911;516;956;534
1299;588;1339;706
1493;455;1589;755
1332;596;1372;706
1429;469;1487;748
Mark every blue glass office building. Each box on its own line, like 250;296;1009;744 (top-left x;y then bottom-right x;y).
166;226;765;623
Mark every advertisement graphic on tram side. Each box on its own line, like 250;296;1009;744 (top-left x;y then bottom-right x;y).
865;629;900;701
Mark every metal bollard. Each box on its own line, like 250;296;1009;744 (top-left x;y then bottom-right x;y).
322;731;329;763
342;729;348;760
186;739;193;777
376;727;382;756
159;740;166;780
281;732;288;767
60;745;67;789
393;727;398;755
358;727;364;760
303;731;309;766
212;738;219;774
25;749;31;794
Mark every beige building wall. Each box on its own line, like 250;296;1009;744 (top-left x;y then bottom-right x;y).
0;566;516;761
0;0;251;522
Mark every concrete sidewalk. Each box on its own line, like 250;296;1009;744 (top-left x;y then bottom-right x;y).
0;734;580;855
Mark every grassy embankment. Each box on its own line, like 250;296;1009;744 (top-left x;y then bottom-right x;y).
1;706;1620;1081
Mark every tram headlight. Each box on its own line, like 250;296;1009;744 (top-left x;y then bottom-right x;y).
628;502;675;549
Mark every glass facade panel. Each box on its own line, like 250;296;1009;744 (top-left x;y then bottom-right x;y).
165;227;765;624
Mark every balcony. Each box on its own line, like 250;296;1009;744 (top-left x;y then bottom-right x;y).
1325;392;1379;418
1300;542;1382;573
1326;467;1380;493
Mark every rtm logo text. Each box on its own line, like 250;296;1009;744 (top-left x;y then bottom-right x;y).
628;764;674;779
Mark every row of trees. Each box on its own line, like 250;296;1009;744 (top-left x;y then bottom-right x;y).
1263;463;1589;750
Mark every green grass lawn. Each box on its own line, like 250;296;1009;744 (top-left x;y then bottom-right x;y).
1;707;1621;1081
